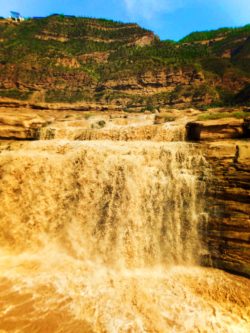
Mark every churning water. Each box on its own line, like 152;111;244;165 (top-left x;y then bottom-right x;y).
0;140;249;332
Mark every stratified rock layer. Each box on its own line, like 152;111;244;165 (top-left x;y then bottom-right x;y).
204;141;250;277
0;110;52;139
186;118;245;141
0;16;249;108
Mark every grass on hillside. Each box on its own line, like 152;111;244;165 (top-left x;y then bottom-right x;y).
197;110;249;121
0;16;249;106
180;24;250;43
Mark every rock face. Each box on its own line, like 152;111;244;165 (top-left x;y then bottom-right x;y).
204;141;250;277
100;68;204;95
0;111;52;139
186;118;250;277
186;118;249;141
0;16;249;108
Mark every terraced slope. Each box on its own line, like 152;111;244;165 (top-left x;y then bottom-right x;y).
0;15;249;109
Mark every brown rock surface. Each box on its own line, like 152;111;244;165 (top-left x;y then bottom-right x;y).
186;118;245;141
204;141;250;277
78;52;110;64
130;32;157;47
0;110;53;139
101;68;204;96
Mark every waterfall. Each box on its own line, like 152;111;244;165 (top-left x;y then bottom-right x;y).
40;124;186;142
0;140;207;266
0;140;249;333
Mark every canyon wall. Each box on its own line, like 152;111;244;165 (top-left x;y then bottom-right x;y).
204;141;250;277
0;16;249;108
185;118;250;277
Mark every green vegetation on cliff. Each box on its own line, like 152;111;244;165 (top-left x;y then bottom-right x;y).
0;15;249;108
180;24;250;43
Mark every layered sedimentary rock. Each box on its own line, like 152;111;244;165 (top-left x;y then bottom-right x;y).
0;16;249;108
186;118;249;141
204;141;250;277
0;110;52;139
186;118;250;277
99;68;204;95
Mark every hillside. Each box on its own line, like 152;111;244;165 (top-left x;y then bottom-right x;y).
0;15;249;110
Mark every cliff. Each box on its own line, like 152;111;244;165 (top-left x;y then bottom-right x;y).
0;16;249;110
185;117;250;277
205;141;250;277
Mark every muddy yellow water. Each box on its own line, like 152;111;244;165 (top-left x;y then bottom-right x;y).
0;140;249;332
0;256;249;333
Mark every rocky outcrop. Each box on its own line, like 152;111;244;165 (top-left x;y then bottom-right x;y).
78;52;110;64
100;68;205;96
0;16;249;107
204;141;250;277
129;33;156;47
185;117;250;277
0;98;125;112
186;118;249;141
56;58;80;69
35;34;69;42
0;111;52;139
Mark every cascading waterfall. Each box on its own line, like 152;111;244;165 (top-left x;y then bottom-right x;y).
40;123;186;142
0;141;207;265
0;140;249;333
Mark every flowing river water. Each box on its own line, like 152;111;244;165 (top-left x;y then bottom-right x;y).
0;139;249;332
